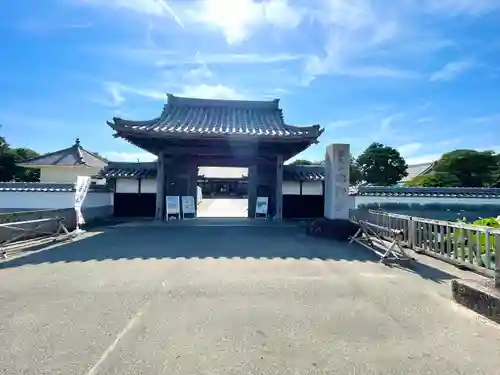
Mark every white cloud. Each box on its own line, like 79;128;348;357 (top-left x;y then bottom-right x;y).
429;60;474;82
327;115;373;129
185;0;302;44
328;119;358;128
103;151;156;162
95;46;306;67
104;82;126;106
470;113;500;123
183;54;213;81
79;0;185;27
405;153;442;165
175;84;246;100
415;117;434;123
397;142;423;157
423;0;500;16
380;112;404;132
302;0;419;83
104;82;165;104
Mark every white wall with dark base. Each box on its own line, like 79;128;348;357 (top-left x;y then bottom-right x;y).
0;191;114;222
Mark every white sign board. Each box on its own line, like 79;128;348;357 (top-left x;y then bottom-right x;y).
182;196;196;219
255;196;268;218
182;196;195;213
166;196;180;220
74;176;91;226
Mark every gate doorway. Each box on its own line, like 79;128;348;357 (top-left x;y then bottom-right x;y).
197;166;248;218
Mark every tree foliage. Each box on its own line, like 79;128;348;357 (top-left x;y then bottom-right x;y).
405;172;461;187
289;159;314;166
0;135;40;182
349;156;362;185
433;149;498;187
356;142;408;186
289;156;362;185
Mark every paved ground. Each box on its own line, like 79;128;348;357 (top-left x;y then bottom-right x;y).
1;223;500;375
197;198;248;217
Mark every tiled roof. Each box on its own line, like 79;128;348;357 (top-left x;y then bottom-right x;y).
102;162;157;179
103;162;326;182
283;165;325;181
0;182;110;192
18;139;108;169
108;94;323;140
0;182;74;192
400;162;435;182
357;186;500;198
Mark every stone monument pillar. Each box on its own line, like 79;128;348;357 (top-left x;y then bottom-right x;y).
324;143;350;220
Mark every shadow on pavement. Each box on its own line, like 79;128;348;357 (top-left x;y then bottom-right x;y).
0;225;458;283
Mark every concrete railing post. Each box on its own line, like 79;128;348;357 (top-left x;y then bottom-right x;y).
408;217;416;250
495;233;500;289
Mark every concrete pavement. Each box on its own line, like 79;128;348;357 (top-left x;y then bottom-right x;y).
1;223;500;374
197;198;248;217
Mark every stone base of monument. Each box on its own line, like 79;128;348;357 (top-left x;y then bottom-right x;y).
306;218;360;241
452;279;500;324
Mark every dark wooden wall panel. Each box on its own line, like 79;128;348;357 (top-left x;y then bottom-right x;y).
114;193;156;217
283;195;324;219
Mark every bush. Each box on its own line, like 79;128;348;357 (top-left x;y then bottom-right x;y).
443;217;498;268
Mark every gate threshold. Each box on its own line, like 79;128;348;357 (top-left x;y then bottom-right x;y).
112;218;297;228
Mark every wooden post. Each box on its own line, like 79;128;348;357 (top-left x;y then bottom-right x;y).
275;155;283;220
247;164;257;218
155;152;166;221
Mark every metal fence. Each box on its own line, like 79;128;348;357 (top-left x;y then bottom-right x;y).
350;209;500;283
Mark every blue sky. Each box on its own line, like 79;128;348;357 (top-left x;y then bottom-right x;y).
1;0;499;164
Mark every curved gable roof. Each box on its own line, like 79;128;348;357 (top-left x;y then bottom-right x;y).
18;139;107;169
108;94;323;141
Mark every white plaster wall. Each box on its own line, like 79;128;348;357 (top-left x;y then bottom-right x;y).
355;196;500;207
83;192;113;208
0;191;113;210
40;166;101;183
141;179;157;193
116;179;139;193
302;181;323;195
282;181;300;195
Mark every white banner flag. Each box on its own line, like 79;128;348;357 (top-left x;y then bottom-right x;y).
74;176;91;225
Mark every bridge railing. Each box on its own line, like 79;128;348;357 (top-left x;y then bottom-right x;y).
349;209;500;285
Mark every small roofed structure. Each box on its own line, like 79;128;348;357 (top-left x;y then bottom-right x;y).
107;94;324;219
400;162;435;184
18;138;108;183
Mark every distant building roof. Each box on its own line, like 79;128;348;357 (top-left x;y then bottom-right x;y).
0;182;110;192
283;165;325;181
198;167;248;179
357;186;500;198
400;162;435;182
102;162;327;182
18;138;108;169
108;94;323;140
102;162;157;179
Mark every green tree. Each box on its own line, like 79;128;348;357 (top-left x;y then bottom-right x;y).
492;154;500;187
405;172;461;187
433;149;498;187
0;132;40;182
349;156;362;185
290;159;314;166
13;147;40;181
356;142;408;186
